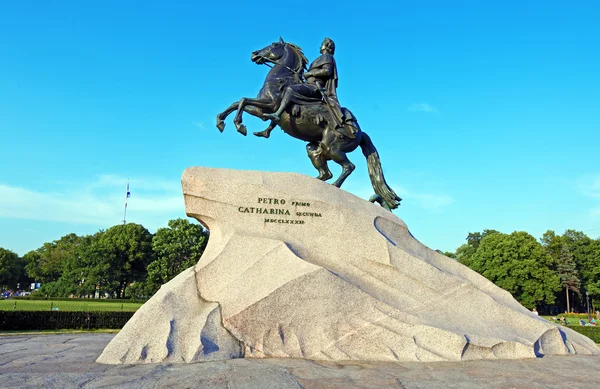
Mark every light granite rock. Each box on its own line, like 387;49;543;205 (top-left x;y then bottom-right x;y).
97;166;600;364
96;267;243;364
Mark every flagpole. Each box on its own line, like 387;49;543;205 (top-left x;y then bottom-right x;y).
123;180;130;224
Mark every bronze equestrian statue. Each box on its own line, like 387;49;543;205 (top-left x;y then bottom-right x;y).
215;37;402;211
263;38;354;139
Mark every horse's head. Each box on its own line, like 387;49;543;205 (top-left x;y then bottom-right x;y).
251;37;287;65
251;37;308;77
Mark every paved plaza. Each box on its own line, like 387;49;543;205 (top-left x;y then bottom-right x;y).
0;333;598;389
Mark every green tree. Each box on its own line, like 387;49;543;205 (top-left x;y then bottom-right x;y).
22;250;41;283
468;231;561;309
54;233;105;297
442;251;456;259
455;243;476;266
456;229;500;266
583;238;600;301
559;230;599;307
540;230;563;260
556;245;580;313
466;230;500;250
0;248;21;289
140;219;209;296
466;232;483;249
92;223;154;298
24;233;81;283
28;225;154;298
31;233;93;297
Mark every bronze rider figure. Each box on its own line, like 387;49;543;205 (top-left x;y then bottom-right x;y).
264;38;355;139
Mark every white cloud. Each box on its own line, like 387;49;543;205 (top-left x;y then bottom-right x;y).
0;175;184;230
93;174;179;192
574;175;600;223
408;103;438;113
402;189;454;211
577;175;600;199
195;122;205;129
347;183;453;212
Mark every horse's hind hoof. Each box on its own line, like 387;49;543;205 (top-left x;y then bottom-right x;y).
253;130;270;139
216;120;225;132
236;124;247;136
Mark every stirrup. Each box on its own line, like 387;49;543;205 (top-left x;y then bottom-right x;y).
264;113;280;122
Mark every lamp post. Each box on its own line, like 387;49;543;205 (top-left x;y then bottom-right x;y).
586;291;591;323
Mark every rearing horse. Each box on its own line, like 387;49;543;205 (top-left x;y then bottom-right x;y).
216;38;401;210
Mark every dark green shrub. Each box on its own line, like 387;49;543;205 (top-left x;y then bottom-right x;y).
0;311;134;330
12;296;147;304
566;325;600;343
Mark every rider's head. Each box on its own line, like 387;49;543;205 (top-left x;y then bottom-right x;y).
320;38;335;55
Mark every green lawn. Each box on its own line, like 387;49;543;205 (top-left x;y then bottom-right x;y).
541;314;597;326
0;299;143;312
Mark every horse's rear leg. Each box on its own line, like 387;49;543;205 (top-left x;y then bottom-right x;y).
253;121;277;138
307;142;332;181
329;148;355;188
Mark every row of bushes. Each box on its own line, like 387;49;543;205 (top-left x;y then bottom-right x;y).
0;311;134;330
566;325;600;343
1;312;598;345
11;295;147;303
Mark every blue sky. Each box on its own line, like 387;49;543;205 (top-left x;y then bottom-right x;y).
1;1;599;255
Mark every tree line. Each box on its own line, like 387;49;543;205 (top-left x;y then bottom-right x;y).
1;221;598;311
0;219;208;299
444;229;600;312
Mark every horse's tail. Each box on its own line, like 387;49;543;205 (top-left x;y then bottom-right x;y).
359;132;401;210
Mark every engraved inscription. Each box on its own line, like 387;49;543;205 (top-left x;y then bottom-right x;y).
264;218;305;224
296;212;322;217
238;207;290;215
291;201;310;207
258;198;286;205
237;197;324;225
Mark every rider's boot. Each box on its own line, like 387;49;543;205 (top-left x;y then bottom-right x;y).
264;94;291;122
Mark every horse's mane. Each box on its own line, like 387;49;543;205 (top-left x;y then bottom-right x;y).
285;42;309;73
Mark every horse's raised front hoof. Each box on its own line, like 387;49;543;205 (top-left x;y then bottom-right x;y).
216;120;225;132
235;123;247;136
253;130;271;139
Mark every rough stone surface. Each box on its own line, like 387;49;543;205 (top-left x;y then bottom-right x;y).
97;267;242;364
3;334;600;388
98;167;600;364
